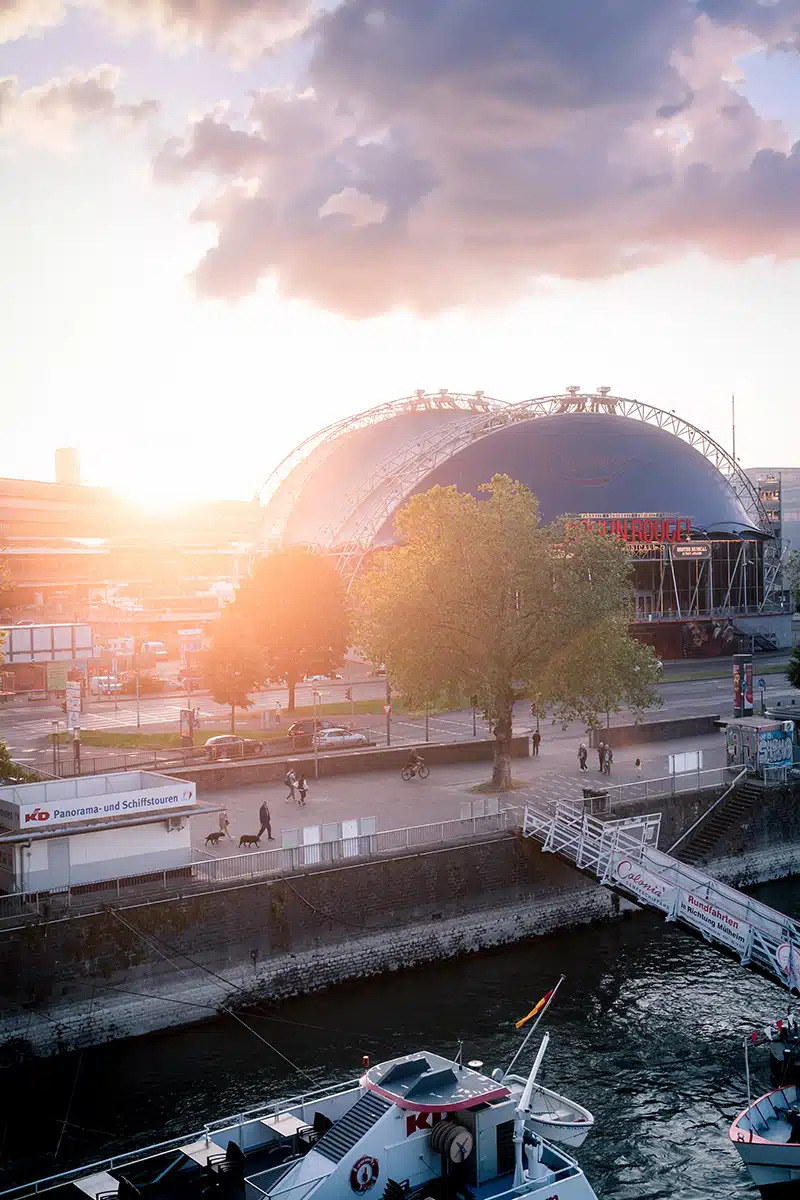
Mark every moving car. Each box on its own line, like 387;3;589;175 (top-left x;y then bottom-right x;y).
312;727;373;751
204;735;263;760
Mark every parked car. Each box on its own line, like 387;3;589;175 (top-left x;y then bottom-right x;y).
141;641;169;659
286;719;335;748
312;727;373;751
90;675;122;695
204;735;263;760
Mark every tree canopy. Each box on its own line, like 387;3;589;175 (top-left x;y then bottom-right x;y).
353;475;662;788
786;550;800;613
203;613;263;733
788;644;800;690
218;548;348;712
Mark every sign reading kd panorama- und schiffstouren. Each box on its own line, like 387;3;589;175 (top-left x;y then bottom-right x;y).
0;783;196;830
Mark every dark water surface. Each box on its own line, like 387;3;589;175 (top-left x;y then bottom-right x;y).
6;877;800;1198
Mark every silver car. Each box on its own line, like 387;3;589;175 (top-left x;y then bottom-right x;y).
312;727;372;750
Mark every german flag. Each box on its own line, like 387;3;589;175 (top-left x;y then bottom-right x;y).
515;990;554;1030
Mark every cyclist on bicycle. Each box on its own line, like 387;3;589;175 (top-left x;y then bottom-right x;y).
405;747;424;777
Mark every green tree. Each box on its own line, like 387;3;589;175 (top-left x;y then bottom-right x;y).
353;475;662;789
787;550;800;613
788;645;800;690
0;740;36;784
228;548;348;713
203;620;263;733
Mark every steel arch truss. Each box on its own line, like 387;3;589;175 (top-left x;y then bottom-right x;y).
322;392;770;585
259;390;507;545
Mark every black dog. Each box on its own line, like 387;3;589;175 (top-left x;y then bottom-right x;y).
205;831;225;846
239;833;261;848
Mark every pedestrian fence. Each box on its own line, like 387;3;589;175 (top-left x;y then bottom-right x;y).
0;808;521;925
554;765;734;809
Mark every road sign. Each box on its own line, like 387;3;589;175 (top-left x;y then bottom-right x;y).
66;711;80;731
384;704;392;714
758;678;766;689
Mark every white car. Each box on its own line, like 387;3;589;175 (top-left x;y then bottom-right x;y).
312;727;372;751
90;675;122;695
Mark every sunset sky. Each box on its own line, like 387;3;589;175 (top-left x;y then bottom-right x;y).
3;0;800;507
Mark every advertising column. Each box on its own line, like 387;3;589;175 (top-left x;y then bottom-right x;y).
732;653;753;717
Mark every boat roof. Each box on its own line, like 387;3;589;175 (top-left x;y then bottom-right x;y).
362;1052;510;1113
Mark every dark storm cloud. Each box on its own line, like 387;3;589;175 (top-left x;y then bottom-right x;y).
156;0;800;314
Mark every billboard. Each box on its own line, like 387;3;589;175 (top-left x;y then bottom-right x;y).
571;515;691;543
672;542;712;561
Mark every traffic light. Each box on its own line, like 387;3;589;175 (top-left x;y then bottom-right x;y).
530;702;536;716
345;688;352;701
60;701;67;714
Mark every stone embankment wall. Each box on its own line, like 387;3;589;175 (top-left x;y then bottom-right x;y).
2;783;799;1063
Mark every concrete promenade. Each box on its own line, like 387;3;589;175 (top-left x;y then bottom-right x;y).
195;727;727;852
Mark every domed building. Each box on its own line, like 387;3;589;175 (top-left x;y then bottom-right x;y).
261;389;790;659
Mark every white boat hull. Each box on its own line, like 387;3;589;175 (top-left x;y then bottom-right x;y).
730;1083;800;1194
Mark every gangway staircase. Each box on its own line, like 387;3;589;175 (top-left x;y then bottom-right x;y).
522;800;800;992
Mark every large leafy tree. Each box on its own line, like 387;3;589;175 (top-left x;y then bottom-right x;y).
788;645;800;690
353;475;662;789
787;551;800;613
203;616;264;733
225;548;348;712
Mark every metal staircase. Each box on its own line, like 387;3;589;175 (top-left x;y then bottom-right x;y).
676;789;757;865
523;800;800;991
313;1092;391;1163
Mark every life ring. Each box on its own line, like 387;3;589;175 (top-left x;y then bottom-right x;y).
351;1156;380;1193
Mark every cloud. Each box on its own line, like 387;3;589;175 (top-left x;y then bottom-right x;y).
155;0;800;315
99;0;313;57
0;0;314;52
0;0;63;43
0;66;159;148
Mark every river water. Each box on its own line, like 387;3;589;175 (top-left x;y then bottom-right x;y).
5;877;800;1198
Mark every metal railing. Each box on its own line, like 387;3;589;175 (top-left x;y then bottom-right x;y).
554;765;734;809
0;810;519;924
667;768;747;854
0;1077;360;1199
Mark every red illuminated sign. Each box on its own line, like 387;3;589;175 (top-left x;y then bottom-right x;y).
569;516;691;543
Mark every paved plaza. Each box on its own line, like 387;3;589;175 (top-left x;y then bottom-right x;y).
194;727;727;854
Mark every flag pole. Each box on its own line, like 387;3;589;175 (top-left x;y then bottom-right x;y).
503;974;566;1080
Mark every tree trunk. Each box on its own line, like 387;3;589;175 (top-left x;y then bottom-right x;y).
491;702;514;790
231;705;236;734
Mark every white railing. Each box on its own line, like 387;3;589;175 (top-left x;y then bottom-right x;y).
560;766;734;809
522;800;800;990
0;1077;359;1199
0;810;519;923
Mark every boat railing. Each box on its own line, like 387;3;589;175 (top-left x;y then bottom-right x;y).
0;1077;361;1199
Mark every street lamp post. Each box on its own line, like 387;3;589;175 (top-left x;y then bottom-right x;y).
313;688;321;779
52;721;59;774
135;671;140;730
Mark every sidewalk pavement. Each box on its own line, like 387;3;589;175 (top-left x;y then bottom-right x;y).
193;728;728;853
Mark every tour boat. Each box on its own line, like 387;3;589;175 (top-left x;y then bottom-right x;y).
2;1043;600;1200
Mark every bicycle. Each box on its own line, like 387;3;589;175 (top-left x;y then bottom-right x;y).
401;762;430;781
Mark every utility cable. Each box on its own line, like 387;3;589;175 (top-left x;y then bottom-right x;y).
109;909;314;1081
54;987;95;1160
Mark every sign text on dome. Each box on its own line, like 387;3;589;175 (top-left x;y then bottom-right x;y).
570;513;691;543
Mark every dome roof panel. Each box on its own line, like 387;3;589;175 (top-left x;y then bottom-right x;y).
375;412;756;543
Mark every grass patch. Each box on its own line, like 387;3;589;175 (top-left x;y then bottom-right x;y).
664;661;790;684
468;778;529;794
50;728;281;748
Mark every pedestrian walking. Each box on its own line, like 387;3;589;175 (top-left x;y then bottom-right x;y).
296;772;308;806
578;743;588;772
218;808;233;841
597;741;605;772
258;800;274;841
634;757;642;775
284;768;297;802
532;730;541;757
603;746;613;775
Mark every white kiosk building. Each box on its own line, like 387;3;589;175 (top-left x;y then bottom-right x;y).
0;771;217;894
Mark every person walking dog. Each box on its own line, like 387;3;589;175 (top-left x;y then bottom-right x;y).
258;800;274;841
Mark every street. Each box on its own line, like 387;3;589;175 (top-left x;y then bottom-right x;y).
0;659;792;767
